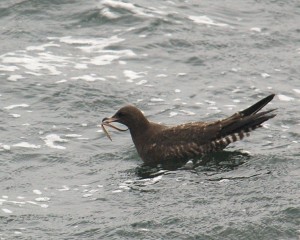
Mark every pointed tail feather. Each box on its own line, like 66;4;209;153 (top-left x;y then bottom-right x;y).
212;110;276;149
221;109;276;136
239;94;275;117
218;94;276;138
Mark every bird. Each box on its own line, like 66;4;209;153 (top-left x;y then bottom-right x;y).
102;94;276;165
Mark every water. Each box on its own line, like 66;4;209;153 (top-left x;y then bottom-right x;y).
0;0;299;239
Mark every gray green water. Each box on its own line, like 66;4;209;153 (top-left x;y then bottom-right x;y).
0;0;299;239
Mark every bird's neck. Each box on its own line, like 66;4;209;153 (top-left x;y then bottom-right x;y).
130;121;166;154
129;118;150;142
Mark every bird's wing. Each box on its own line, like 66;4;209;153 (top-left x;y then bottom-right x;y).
149;108;276;150
150;94;277;148
151;122;219;146
143;122;226;162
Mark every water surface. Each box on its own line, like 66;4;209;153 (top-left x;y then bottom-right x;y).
0;0;299;239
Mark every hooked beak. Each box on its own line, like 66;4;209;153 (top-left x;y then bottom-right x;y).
102;116;119;124
101;116;128;141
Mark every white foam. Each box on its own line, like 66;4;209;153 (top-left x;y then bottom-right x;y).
250;27;262;32
26;43;60;51
57;185;70;191
91;55;120;65
112;190;123;193
119;185;131;190
189;15;229;27
1;52;64;75
13;142;41;149
156;74;167;78
25;71;43;76
8;200;25;205
0;144;10;151
145;175;162;185
101;7;120;19
176;72;186;76
184;160;194;169
138;228;150;232
35;197;50;202
180;110;196;115
175;89;181;93
56;35;124;53
74;63;88;69
89;189;98;193
207;106;219;110
136;80;147;85
278;94;294;101
82;194;93;198
150;98;164;102
106;75;117;79
71;75;106;82
9;113;21;118
231;88;241;94
55;79;68;84
65;134;82;138
293;89;300;94
169;112;178;117
33;189;42;195
43;134;68;149
4;103;29;110
25;201;36;206
261;73;270;78
7;74;24;81
102;0;154;17
0;64;19;71
123;70;146;81
219;179;230;183
281;124;290;129
2;208;12;214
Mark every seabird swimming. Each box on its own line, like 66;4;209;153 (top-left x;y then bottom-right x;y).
102;94;276;164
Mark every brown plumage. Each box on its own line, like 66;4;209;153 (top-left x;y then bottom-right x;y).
102;94;276;164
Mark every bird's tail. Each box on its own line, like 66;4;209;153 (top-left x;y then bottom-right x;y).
217;94;276;143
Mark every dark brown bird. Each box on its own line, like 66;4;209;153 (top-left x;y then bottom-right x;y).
102;94;276;165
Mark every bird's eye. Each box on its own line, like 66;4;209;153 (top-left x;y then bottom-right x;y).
117;111;125;118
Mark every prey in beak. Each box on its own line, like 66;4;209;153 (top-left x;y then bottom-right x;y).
101;117;128;141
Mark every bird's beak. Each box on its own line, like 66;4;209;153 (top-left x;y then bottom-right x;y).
101;117;128;141
102;116;119;124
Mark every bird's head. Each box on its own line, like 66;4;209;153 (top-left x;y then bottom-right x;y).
101;105;149;140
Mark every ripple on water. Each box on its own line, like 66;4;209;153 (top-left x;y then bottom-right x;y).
0;0;299;239
42;134;68;150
